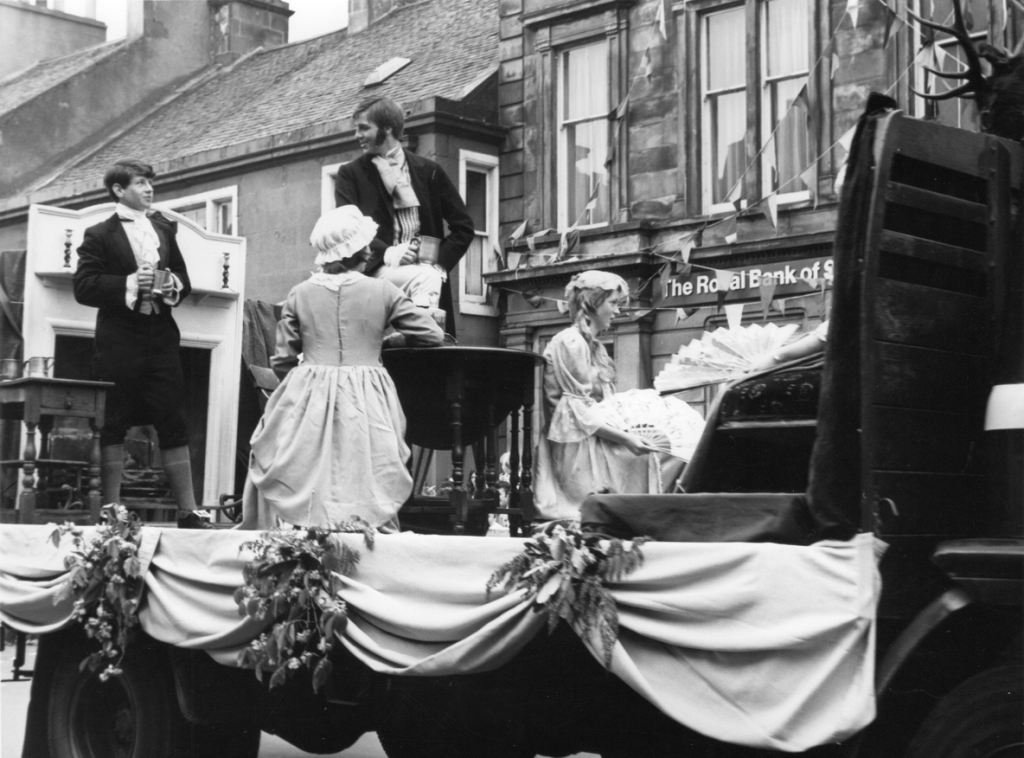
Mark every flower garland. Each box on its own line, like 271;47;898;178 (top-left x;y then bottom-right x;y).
52;504;145;681
486;521;649;667
235;520;374;692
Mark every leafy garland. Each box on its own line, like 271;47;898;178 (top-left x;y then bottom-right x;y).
486;521;649;667
235;520;374;692
52;504;145;681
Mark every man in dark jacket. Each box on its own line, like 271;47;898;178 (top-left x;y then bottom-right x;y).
73;159;209;528
334;97;474;336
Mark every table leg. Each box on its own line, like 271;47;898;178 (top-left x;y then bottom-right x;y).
87;420;102;522
520;381;536;523
19;422;38;524
446;365;467;534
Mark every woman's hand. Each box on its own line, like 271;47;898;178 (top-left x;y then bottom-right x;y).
621;433;660;456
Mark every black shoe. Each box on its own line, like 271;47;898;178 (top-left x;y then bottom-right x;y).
177;509;212;529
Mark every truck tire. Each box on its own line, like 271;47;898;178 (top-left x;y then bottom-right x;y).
48;636;179;758
906;664;1023;758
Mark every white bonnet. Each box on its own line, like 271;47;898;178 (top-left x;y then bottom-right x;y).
564;270;629;299
310;206;378;265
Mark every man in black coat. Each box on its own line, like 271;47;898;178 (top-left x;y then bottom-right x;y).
73;159;209;528
334;97;474;336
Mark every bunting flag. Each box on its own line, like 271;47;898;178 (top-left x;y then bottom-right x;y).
775;297;787;315
732;198;744;214
523;290;544;308
660;263;674;298
759;279;778;318
677;262;693;277
509;218;528;242
675;308;690;325
765;194;780;229
556;300;569;314
838;124;857;153
716;268;734;294
883;4;901;48
847;0;860;27
831;51;841;79
680;233;696;263
724;302;745;331
800;162;819;207
727;179;743;204
655;0;668;40
492;244;506;271
558;227;580;260
933;41;950;69
641;47;654;82
527;234;537;253
615;92;630;120
719;215;738;245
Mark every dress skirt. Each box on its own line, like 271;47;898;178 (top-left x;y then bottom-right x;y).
246;363;412;529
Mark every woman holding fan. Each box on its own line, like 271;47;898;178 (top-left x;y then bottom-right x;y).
534;271;705;522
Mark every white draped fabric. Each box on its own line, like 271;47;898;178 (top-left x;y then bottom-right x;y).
0;525;883;752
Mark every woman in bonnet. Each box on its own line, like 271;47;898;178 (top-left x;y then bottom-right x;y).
237;205;443;531
534;270;705;521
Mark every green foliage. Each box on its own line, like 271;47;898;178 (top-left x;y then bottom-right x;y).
51;504;145;682
486;521;649;667
235;520;374;693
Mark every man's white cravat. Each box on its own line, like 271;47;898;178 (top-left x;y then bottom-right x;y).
116;203;162;314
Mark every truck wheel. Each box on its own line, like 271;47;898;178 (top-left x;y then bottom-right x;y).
907;664;1023;758
48;637;179;758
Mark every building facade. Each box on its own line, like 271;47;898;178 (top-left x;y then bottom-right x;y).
486;0;1018;415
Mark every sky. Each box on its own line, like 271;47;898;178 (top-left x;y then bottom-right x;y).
76;0;348;43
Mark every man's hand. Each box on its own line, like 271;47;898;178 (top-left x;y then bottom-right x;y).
137;265;154;296
399;247;418;265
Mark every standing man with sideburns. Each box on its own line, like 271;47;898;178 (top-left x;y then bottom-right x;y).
334;97;474;337
73;159;209;529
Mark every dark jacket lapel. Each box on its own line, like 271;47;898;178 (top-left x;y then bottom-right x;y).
108;215;139;273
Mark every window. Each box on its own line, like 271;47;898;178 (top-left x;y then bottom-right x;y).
459;151;500;316
702;7;748;211
911;0;989;130
698;0;812;213
557;39;611;229
761;0;811;200
156;187;237;236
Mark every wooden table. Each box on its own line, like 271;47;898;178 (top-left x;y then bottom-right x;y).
382;346;544;535
0;377;112;524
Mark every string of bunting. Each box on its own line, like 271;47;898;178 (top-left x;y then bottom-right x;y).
496;0;1009;320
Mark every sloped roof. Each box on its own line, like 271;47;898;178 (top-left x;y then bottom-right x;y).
0;39;130;115
55;0;497;188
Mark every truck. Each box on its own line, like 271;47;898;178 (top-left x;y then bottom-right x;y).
1;109;1021;758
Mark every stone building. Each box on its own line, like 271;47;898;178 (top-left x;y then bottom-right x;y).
486;0;1018;416
0;0;504;508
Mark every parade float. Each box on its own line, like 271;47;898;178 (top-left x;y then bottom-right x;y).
2;104;1022;758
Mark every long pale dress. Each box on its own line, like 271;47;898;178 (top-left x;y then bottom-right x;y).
534;326;706;521
245;271;443;529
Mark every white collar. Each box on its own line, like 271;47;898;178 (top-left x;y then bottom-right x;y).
384;146;405;168
115;203;150;222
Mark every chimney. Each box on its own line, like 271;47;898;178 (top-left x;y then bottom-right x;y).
208;0;293;63
346;0;419;36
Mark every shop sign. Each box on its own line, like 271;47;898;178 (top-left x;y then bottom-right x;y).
659;257;833;308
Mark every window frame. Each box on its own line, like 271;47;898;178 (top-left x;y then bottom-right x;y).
555;37;613;230
155;186;238;236
523;1;631;233
458;150;500;317
686;0;818;216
